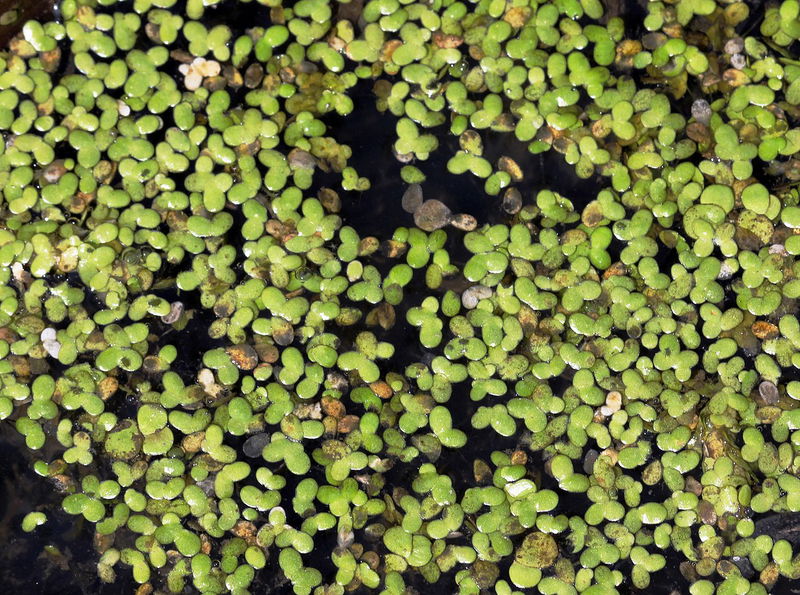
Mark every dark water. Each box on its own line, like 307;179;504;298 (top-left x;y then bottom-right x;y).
0;0;54;45
0;425;121;594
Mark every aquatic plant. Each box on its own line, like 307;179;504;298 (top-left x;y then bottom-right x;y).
3;0;800;594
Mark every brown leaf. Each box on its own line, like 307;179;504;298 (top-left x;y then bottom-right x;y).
503;6;532;28
432;31;463;48
723;68;749;87
751;321;779;340
226;344;259;370
321;396;346;419
337;415;360;433
369;381;393;399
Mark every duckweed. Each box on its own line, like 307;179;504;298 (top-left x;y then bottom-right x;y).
5;0;800;594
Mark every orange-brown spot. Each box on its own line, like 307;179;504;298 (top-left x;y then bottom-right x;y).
603;262;628;279
226;344;259;370
322;397;346;419
432;31;463;49
751;321;779;340
369;381;393;400
337;415;360;434
98;376;119;401
503;6;532;28
381;40;403;62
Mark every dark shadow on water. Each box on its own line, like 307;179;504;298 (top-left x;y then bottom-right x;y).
0;424;131;594
334;80;605;239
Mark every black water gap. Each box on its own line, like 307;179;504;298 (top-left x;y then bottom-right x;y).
333;78;603;235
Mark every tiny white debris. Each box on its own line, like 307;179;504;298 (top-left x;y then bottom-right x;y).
197;368;215;387
770;244;789;256
724;37;744;55
718;260;736;280
197;367;223;397
337;528;354;549
183;70;203;91
41;328;61;358
600;390;622;417
161;301;184;324
462;285;492;309
12;262;31;286
44;341;61;358
730;53;746;70
180;57;221;91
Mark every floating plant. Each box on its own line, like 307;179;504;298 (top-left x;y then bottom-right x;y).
3;0;800;594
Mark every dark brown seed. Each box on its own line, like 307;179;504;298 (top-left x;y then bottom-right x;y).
759;381;779;405
401;183;423;214
414;199;451;231
244;63;264;88
502;187;522;214
318;187;341;212
497;156;523;181
288;148;317;169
